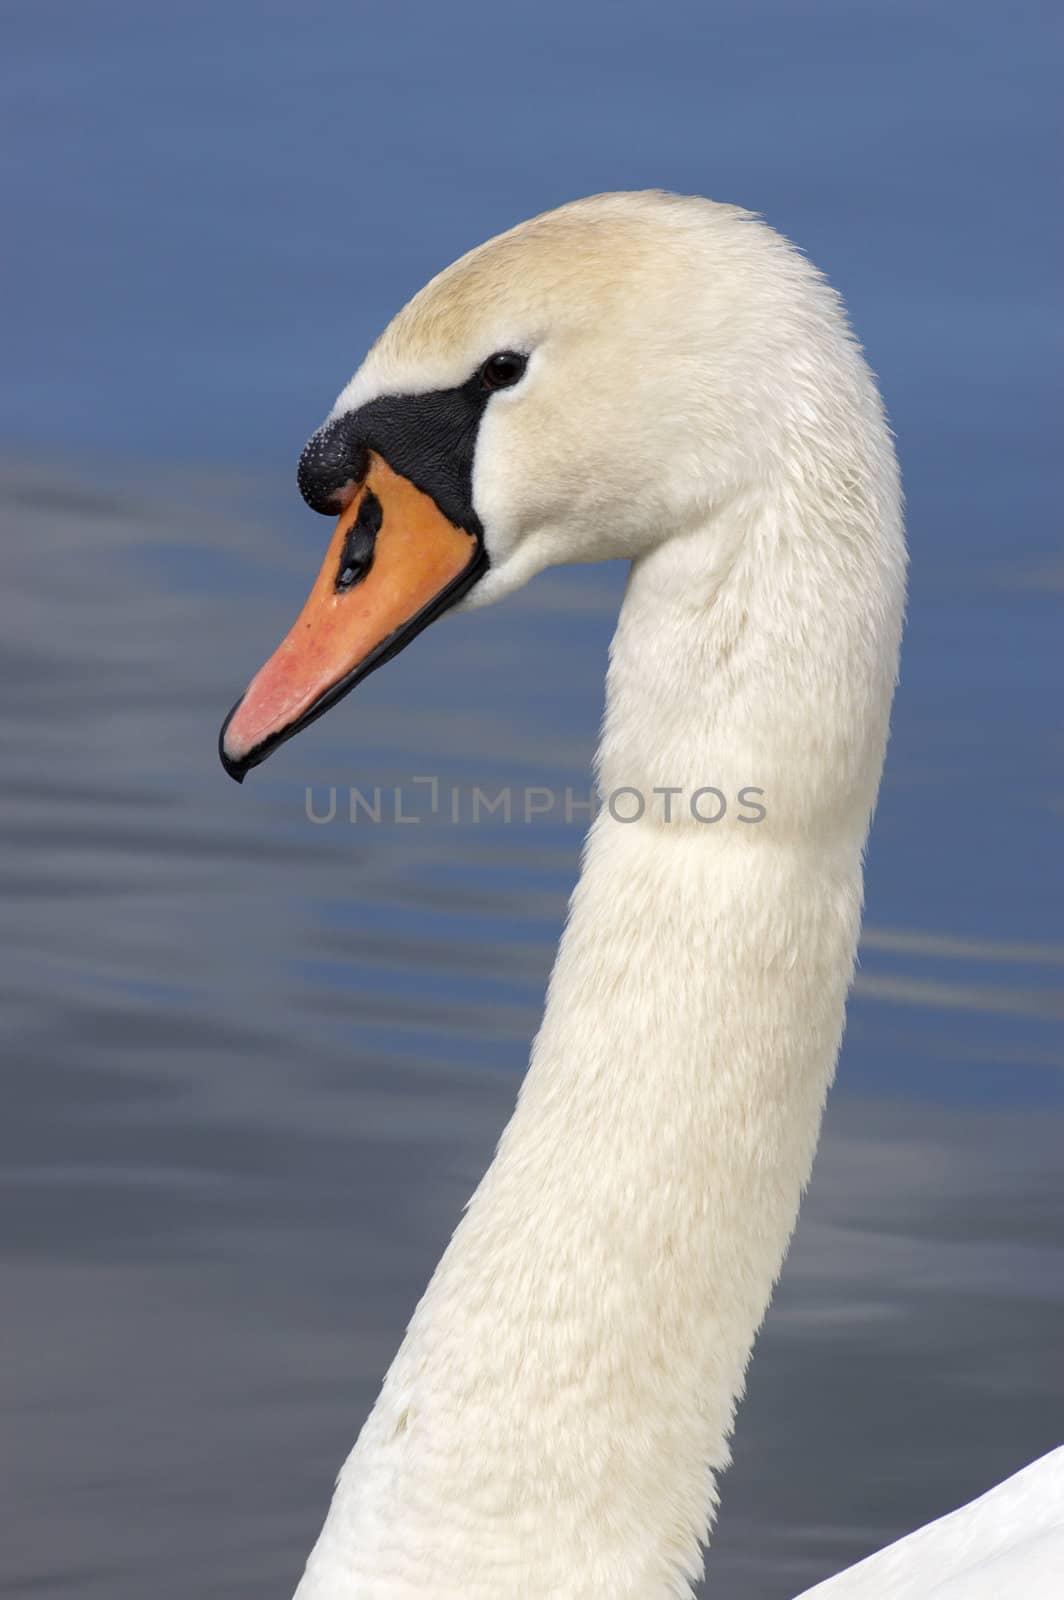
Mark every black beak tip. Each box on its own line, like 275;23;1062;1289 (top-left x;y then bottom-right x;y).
218;699;250;785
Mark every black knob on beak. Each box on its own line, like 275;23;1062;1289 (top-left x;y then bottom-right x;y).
297;415;369;515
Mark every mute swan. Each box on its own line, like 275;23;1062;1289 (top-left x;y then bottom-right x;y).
218;193;1059;1597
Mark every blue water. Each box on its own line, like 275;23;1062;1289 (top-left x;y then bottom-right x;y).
2;3;1061;1596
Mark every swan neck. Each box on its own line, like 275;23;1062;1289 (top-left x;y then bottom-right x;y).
299;477;905;1600
599;471;903;851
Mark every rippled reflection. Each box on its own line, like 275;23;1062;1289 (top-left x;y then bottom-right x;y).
4;0;1061;1591
2;447;1060;1600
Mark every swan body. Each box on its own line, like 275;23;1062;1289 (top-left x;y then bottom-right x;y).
222;192;916;1596
794;1445;1064;1598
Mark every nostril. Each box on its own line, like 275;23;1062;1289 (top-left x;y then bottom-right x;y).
297;417;368;515
335;487;383;592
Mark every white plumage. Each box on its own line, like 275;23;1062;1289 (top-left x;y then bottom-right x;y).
263;194;1055;1597
793;1446;1064;1598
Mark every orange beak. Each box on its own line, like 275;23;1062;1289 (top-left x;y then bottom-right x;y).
219;452;484;781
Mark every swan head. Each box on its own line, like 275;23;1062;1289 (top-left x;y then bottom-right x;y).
220;190;880;781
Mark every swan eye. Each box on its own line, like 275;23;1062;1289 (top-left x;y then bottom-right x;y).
479;351;527;392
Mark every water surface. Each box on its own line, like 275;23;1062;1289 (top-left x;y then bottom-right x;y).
2;2;1061;1596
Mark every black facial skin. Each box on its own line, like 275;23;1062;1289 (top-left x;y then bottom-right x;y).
218;353;528;783
296;351;528;530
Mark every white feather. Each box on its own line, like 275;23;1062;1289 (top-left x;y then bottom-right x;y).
793;1447;1064;1598
284;194;1046;1599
